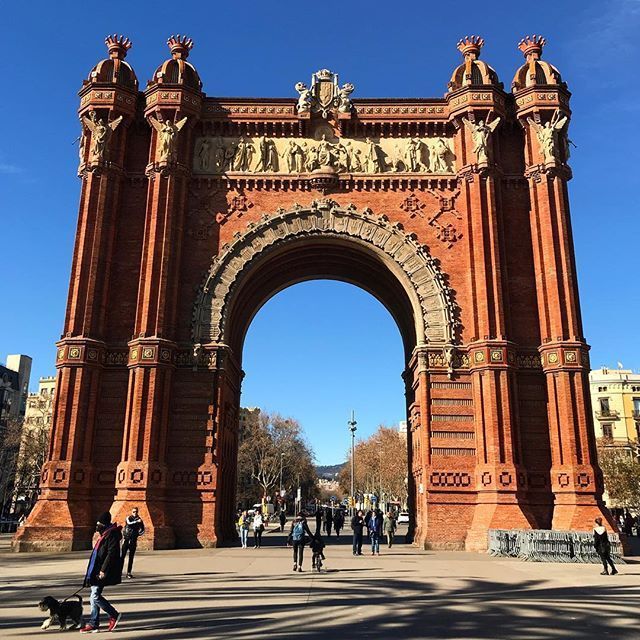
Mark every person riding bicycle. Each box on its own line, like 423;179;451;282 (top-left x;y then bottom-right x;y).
310;532;326;571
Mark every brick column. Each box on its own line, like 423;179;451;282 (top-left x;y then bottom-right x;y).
13;39;137;551
110;54;201;547
449;90;535;550
513;43;613;532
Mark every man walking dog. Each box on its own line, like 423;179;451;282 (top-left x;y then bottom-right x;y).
80;511;123;633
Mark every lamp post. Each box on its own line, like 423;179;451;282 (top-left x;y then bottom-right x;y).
348;410;357;516
279;452;285;508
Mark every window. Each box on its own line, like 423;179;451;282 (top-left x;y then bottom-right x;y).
632;386;640;392
602;424;613;439
599;398;611;416
633;398;640;418
598;386;608;392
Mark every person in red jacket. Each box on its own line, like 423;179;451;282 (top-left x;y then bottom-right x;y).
80;512;123;633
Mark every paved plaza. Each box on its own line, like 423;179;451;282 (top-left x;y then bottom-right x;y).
1;527;639;639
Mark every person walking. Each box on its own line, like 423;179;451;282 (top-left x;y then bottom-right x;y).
315;507;323;534
238;510;250;548
121;507;145;579
369;508;383;555
325;508;333;537
288;513;313;572
253;511;264;548
383;511;397;548
594;517;618;575
351;510;365;556
279;509;287;533
624;511;634;537
334;510;344;538
79;512;123;633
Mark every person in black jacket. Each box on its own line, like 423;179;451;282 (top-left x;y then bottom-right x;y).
80;512;123;633
351;510;365;556
288;513;313;572
593;517;618;576
121;506;145;579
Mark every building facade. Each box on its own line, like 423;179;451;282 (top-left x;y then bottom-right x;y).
15;34;614;552
590;367;640;448
0;355;32;427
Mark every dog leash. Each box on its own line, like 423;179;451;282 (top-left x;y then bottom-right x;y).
63;585;85;602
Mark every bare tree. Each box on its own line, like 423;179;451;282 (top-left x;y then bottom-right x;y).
237;411;316;508
0;417;24;517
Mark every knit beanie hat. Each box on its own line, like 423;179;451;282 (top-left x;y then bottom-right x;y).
97;511;112;526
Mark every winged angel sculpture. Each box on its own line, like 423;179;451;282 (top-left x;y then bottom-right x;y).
149;115;188;162
527;111;569;164
81;111;123;163
462;116;501;164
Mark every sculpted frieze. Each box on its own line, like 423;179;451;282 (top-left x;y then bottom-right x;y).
193;134;456;175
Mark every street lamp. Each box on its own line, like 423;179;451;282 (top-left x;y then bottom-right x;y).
348;410;357;516
279;452;285;497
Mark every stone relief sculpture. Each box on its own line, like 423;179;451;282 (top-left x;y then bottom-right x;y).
294;82;313;113
149;115;188;162
527;110;569;164
192;134;456;175
337;82;355;113
81;110;123;162
462;117;500;164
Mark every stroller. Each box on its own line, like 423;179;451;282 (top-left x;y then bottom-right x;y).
310;533;326;572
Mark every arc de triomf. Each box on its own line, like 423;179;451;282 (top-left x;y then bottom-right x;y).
14;34;614;552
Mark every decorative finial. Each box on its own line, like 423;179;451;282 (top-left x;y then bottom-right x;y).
167;34;194;60
518;35;546;60
457;35;484;59
105;34;132;60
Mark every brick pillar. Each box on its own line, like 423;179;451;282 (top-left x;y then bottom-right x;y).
110;51;202;547
449;93;535;550
13;40;137;551
514;70;613;532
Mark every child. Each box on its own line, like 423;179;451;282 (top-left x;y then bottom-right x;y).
310;533;326;571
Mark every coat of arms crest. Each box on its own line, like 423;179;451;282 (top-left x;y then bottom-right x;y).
295;69;354;118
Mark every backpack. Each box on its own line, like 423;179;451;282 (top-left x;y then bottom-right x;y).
292;522;304;541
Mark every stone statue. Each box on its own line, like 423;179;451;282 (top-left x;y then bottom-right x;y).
82;110;123;162
433;138;450;173
78;129;87;165
462;117;500;164
197;137;211;171
337;82;355;113
527;111;569;164
149;115;188;163
390;143;403;172
257;137;278;172
284;140;304;173
223;143;236;171
232;137;255;171
350;147;363;172
213;137;226;172
306;144;319;172
336;142;350;172
295;82;313;113
404;138;425;172
316;135;336;168
364;137;384;173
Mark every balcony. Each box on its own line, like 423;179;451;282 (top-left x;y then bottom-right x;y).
595;409;620;420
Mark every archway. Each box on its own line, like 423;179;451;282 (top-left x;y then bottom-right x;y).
192;200;459;546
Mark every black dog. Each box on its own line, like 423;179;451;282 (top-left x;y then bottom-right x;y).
38;595;83;630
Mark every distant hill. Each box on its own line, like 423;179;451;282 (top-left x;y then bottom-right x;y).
316;463;345;479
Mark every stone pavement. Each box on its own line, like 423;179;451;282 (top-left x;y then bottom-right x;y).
1;527;639;639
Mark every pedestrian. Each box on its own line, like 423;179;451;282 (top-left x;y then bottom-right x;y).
351;510;365;556
369;508;383;555
79;512;122;634
311;532;326;571
121;506;145;579
279;509;287;533
334;510;344;538
288;512;313;572
593;517;618;576
383;511;397;548
253;511;264;548
238;510;250;548
624;511;634;537
315;507;323;534
325;508;333;537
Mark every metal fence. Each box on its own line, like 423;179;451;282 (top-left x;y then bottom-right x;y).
488;529;625;563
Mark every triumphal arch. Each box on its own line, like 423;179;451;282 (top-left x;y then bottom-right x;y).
14;34;613;552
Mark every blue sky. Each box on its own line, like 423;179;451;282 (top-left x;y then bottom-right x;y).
2;1;639;464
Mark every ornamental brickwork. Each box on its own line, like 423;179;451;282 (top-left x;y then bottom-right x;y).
13;33;616;552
